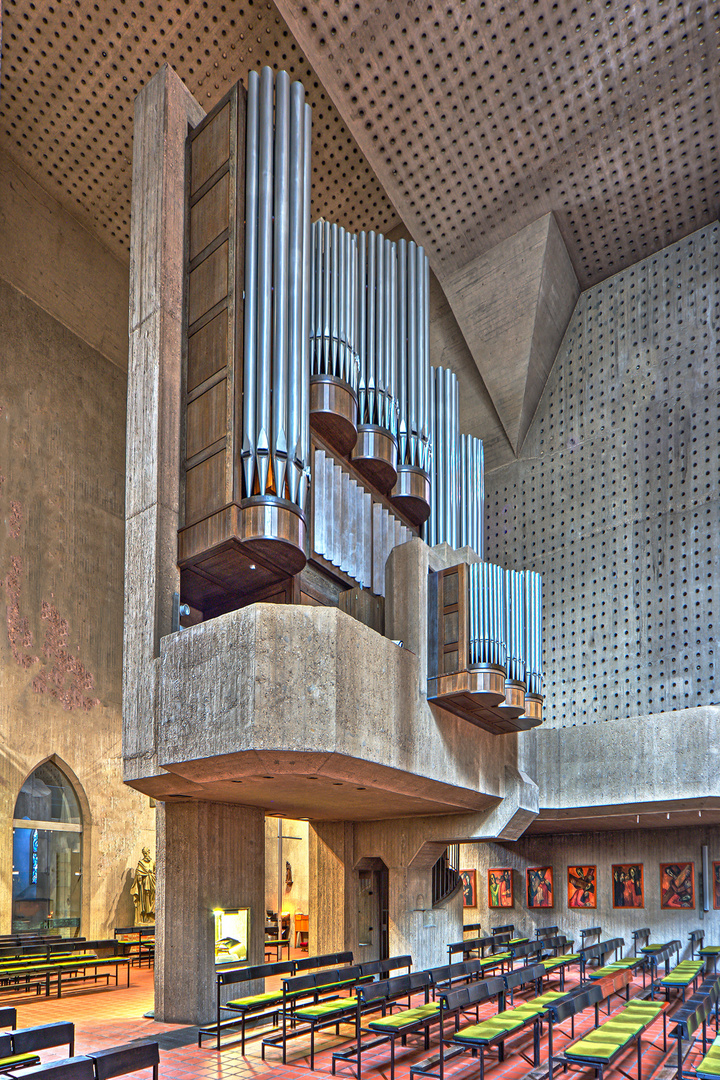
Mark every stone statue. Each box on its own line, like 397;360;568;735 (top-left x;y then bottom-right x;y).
130;847;156;924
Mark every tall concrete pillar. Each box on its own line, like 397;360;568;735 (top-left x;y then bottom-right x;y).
309;821;356;957
155;801;265;1024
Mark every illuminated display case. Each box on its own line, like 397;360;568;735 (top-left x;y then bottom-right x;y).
213;907;250;966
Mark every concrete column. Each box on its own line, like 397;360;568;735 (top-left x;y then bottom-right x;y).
155;800;265;1024
309;821;356;957
123;65;204;779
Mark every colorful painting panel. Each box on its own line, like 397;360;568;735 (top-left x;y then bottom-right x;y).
611;864;644;908
527;866;554;908
488;868;514;908
714;863;720;911
567;865;597;908
460;869;477;908
660;863;695;909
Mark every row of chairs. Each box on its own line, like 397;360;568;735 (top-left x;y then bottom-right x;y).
0;1010;158;1080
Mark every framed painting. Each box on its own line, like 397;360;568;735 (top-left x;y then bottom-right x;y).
660;863;695;909
488;868;513;908
527;866;553;908
568;865;597;908
714;863;720;911
460;869;477;908
611;864;644;908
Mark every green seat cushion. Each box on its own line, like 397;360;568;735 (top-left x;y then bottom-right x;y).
0;1053;41;1068
700;947;720;955
455;1013;525;1041
566;1041;631;1062
369;1004;439;1030
296;1000;354;1021
509;938;529;945
697;1040;720;1076
479;952;511;965
534;991;567;1004
226;989;301;1010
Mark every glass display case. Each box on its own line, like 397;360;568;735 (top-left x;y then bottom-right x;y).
213;907;250;965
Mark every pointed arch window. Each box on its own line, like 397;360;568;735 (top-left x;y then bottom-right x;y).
12;762;83;937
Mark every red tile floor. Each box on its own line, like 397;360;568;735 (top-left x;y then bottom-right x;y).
5;952;696;1080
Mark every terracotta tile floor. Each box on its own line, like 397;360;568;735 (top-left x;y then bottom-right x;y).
4;961;693;1080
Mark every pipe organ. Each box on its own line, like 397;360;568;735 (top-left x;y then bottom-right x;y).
429;563;543;734
178;66;544;732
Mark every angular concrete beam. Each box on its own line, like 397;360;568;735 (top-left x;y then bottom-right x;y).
443;214;579;455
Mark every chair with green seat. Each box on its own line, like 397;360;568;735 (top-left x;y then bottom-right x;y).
558;997;662;1080
699;947;720;975
696;1034;720;1079
0;1034;40;1074
445;995;549;1080
660;960;706;1002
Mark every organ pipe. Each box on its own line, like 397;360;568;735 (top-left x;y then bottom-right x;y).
423;366;459;547
352;229;399;493
239;66;311;572
459;434;485;558
391;240;432;524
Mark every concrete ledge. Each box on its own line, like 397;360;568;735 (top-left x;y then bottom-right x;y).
123;602;516;818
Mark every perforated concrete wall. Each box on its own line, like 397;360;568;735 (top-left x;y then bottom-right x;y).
485;221;720;729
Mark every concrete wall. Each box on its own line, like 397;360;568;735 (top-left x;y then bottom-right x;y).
486;221;720;734
310;817;463;971
460;825;720;954
0;275;155;936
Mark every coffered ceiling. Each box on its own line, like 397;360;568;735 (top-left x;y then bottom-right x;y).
2;0;717;289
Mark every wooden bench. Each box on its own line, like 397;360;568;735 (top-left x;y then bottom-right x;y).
432;978;563;1080
690;931;706;960
428;960;482;998
501;962;546;1007
699;947;720;975
670;972;720;1080
262;963;373;1065
367;973;504;1080
632;928;650;956
0;1010;16;1032
199;949;359;1051
87;1041;159;1080
332;971;445;1078
269;958;415;1069
553;995;663;1080
5;1058;94;1080
659;960;706;1002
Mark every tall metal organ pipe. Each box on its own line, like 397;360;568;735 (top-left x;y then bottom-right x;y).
523;570;543;721
423;366;460;548
309;219;359;454
392;240;432;525
239;66;311;572
352;229;399;493
459;434;485;558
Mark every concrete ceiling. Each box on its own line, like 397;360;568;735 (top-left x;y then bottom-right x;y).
525;798;720;835
1;0;717;455
2;1;718;289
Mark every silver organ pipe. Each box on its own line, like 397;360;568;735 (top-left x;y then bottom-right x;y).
524;570;543;720
423;366;459;547
239;67;311;573
352;229;399;493
391;241;432;525
459;434;485;559
309;219;359;454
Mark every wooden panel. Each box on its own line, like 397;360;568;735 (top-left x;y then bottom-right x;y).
191;102;230;194
186;379;227;459
187;311;228;392
185;450;226;524
190;172;230;260
300;592;323;607
444;571;459;608
188;241;228;326
443;650;459;674
443;610;459;645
